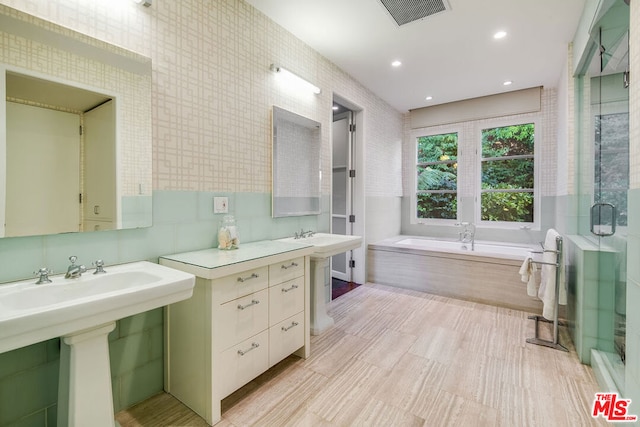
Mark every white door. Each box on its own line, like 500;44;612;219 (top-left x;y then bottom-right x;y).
83;100;117;231
331;109;355;283
6;102;80;236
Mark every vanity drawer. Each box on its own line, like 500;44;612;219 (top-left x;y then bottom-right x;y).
213;266;269;304
218;330;269;398
216;288;269;351
269;257;304;285
269;311;304;367
268;277;305;326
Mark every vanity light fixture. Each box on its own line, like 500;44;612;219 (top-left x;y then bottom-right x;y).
134;0;152;7
270;64;321;95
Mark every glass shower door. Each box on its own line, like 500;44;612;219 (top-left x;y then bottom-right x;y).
575;0;629;393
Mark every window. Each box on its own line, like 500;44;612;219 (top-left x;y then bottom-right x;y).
480;123;535;223
415;132;458;220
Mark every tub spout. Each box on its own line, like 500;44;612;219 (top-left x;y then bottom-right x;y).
457;222;476;250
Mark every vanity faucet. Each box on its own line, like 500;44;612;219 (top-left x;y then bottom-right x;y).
34;267;52;285
65;256;87;279
93;259;107;274
294;229;315;239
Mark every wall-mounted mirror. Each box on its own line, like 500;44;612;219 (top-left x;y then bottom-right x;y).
0;5;152;238
271;106;321;217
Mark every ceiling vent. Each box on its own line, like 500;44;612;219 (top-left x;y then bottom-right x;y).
379;0;451;26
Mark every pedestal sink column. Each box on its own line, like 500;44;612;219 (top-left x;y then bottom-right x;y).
310;258;334;335
58;322;117;427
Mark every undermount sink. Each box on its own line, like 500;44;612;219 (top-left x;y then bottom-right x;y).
0;261;195;354
278;233;362;259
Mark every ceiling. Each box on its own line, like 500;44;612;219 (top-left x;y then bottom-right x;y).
246;0;587;112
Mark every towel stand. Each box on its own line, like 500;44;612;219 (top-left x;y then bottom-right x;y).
526;235;568;352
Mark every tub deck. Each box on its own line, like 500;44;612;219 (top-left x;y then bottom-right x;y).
368;237;543;313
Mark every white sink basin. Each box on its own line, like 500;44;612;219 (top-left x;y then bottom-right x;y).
278;233;362;259
0;261;195;354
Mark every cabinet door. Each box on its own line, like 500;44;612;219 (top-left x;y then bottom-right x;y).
269;277;305;326
216;288;269;351
269;312;305;367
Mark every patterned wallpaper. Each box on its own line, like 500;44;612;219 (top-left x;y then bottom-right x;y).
0;0;405;199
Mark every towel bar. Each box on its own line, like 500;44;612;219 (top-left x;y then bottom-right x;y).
526;235;568;352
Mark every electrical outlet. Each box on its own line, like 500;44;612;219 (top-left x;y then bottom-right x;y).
213;197;228;214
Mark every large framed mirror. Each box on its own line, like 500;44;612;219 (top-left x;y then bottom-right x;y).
0;5;152;238
271;106;321;217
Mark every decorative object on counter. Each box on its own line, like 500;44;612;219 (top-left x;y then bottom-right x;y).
218;215;239;250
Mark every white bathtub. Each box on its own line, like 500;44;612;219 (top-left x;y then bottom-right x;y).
393;238;535;260
367;236;542;312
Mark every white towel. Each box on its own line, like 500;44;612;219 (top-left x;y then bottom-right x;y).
537;228;566;320
518;252;538;297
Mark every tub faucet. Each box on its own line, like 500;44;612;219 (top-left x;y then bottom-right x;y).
457;222;476;251
65;256;87;279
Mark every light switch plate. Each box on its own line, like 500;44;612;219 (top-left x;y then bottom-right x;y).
213;197;228;214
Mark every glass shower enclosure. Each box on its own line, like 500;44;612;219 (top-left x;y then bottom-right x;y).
574;0;629;393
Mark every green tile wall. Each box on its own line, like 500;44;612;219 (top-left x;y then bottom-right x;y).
566;235;618;364
626;189;640;415
0;190;329;426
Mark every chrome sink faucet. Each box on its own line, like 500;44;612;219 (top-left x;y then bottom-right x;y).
65;256;87;279
34;267;52;284
294;229;315;239
92;259;107;274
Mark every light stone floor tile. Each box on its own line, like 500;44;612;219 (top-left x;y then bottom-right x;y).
116;283;611;426
374;352;447;412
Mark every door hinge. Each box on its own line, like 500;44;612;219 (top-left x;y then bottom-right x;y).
79;193;83;203
349;259;355;268
349;123;356;132
349;215;356;223
79;125;83;135
349;169;356;178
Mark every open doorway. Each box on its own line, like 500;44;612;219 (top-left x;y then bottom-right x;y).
331;101;361;299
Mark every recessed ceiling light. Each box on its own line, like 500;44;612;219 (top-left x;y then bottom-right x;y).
391;60;402;67
332;105;339;110
494;31;507;39
503;80;513;86
425;96;433;101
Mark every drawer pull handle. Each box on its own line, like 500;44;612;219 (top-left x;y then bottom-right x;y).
237;299;260;310
237;342;259;356
281;321;299;332
237;273;259;283
280;262;299;270
281;284;299;293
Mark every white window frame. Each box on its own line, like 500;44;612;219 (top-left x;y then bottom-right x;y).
411;126;462;225
475;118;540;230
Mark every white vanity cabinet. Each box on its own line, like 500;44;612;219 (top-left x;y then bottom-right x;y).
159;241;312;426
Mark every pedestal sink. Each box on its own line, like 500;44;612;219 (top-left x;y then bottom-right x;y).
0;261;195;427
277;233;362;335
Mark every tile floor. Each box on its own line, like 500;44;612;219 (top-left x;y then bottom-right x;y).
116;283;609;426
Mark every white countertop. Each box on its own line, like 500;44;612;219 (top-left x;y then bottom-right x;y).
159;240;314;280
